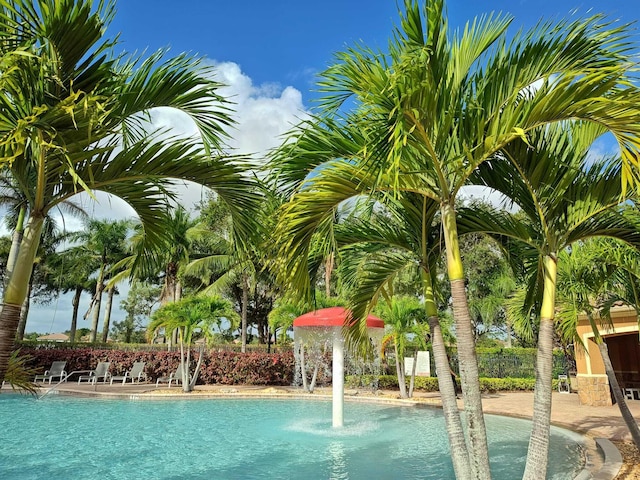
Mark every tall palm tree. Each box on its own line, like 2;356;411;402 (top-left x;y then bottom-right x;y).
0;0;260;383
269;2;640;476
269;151;473;477
48;245;97;342
460;124;640;478
76;219;129;342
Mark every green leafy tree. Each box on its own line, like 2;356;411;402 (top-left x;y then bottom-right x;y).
113;282;161;343
148;295;239;392
0;0;260;384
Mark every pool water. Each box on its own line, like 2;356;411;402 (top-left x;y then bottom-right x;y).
0;395;585;479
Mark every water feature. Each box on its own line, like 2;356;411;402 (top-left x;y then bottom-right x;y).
293;307;384;427
0;395;586;479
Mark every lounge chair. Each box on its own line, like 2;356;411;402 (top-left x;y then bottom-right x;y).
155;365;183;388
34;361;68;384
110;361;148;385
78;361;111;384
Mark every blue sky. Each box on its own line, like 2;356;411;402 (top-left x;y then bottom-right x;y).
26;0;640;335
109;0;640;107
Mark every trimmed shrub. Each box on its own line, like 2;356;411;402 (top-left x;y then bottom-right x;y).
19;347;295;386
346;375;541;392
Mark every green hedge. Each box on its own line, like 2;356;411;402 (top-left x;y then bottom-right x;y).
346;375;554;392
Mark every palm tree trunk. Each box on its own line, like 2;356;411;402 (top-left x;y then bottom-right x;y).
408;350;417;398
423;267;472;479
0;213;44;384
523;254;557;480
325;252;334;297
101;286;115;343
70;285;82;343
16;280;32;341
394;340;408;398
241;273;249;353
89;261;105;342
4;206;25;292
441;202;491;479
597;339;640;448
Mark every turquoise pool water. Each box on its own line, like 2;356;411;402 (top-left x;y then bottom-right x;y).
0;395;585;479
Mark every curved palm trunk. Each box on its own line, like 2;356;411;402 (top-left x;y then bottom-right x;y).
441;203;491;479
101;286;115;343
423;268;472;479
597;339;640;448
70;285;82;343
241;273;249;353
523;254;557;480
0;213;44;384
89;261;105;343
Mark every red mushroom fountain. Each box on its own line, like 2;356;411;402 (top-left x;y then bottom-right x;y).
293;307;384;427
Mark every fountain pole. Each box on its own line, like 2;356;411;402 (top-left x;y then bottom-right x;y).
332;333;344;428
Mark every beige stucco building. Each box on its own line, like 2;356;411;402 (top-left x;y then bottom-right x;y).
575;305;640;406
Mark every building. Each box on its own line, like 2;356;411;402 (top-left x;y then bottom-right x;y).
575;305;640;406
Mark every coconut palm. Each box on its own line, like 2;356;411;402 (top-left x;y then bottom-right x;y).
460;123;640;478
0;0;260;383
147;295;239;393
270;1;640;475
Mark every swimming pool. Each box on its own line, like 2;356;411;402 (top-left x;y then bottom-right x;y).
0;395;585;479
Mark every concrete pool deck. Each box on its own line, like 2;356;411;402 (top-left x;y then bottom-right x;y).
4;382;638;479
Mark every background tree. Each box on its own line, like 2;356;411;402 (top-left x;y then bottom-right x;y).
114;282;160;343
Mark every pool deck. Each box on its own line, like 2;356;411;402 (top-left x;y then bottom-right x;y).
4;382;638;479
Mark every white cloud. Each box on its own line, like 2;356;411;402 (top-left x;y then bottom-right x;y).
25;62;310;334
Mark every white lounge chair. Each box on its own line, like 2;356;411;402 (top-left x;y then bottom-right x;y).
110;362;148;385
78;361;111;384
34;361;68;384
155;365;183;388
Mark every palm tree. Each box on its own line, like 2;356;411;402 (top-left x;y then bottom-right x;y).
0;0;260;383
269;2;640;476
76;219;129;342
48;246;97;342
460;124;640;478
553;239;640;448
376;296;429;399
147;295;239;393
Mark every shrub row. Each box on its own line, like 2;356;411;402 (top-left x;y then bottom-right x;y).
346;375;550;392
18;347;295;386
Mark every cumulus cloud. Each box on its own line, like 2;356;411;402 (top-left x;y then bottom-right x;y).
28;62;310;333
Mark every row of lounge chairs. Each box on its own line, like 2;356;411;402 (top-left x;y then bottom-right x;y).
32;361;183;387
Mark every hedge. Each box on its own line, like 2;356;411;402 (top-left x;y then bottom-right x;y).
346;375;554;392
18;347;295;386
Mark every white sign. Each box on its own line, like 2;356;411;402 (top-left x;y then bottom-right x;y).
404;351;430;377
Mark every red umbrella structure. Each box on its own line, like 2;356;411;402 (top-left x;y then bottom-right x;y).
293;307;385;427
